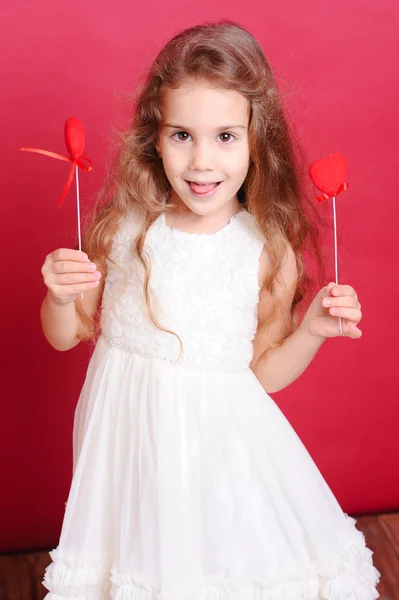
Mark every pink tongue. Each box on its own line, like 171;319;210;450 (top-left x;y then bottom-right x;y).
190;182;217;194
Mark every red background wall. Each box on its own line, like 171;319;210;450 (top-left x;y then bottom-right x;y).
1;0;398;553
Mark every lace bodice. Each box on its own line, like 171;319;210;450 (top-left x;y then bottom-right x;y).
100;209;266;371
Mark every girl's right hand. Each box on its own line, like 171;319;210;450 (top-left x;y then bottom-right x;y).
41;249;102;305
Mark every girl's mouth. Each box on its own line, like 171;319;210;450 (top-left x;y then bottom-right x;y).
186;181;222;197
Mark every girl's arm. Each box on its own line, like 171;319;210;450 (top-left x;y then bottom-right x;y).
251;246;362;393
251;320;326;394
40;249;104;351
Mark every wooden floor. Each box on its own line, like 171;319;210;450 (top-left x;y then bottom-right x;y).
0;512;398;599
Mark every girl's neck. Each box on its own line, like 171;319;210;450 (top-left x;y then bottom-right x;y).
165;198;242;235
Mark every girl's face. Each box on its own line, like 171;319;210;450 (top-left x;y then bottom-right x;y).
157;80;251;217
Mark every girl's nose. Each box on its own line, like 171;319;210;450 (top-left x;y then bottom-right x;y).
189;143;214;171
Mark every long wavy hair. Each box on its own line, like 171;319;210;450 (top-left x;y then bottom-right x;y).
76;20;326;363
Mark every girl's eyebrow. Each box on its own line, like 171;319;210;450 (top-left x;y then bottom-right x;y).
164;123;247;130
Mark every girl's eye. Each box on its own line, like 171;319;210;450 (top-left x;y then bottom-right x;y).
218;132;235;143
173;131;192;142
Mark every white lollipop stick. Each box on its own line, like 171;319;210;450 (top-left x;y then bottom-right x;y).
332;195;343;335
75;164;83;300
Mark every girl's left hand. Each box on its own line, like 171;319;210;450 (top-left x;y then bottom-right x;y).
303;282;363;340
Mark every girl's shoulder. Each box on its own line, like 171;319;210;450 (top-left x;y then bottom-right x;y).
241;210;296;291
107;205;145;264
113;205;144;241
237;210;268;260
240;209;266;242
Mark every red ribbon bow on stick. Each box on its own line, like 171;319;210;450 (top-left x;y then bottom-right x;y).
314;181;349;204
20;117;92;207
309;152;349;336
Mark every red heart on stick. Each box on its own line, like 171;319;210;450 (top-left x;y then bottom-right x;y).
309;153;348;202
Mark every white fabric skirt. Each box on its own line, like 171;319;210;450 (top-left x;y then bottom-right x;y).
43;336;380;600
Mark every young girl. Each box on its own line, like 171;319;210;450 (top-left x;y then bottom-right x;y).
40;21;380;600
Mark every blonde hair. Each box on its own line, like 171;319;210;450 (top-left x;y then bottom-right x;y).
76;20;325;362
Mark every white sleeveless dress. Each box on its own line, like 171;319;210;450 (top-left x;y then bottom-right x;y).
43;208;380;600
